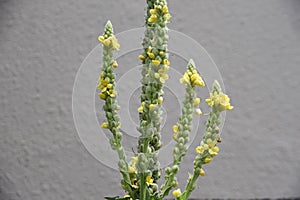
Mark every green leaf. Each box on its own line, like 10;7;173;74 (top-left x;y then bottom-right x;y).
104;196;130;200
161;185;173;198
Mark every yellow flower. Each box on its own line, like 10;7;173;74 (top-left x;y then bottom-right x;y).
138;106;143;113
108;89;117;97
180;72;190;84
205;97;213;107
112;61;118;68
98;35;120;50
194;79;205;87
128;166;136;174
106;84;112;89
150;9;156;15
203;144;209;150
194;98;201;107
148;14;157;23
147;52;155;59
116;123;121;130
172;125;179;133
165;13;171;21
206;92;233;111
138;102;145;113
158;97;163;105
103;38;111;47
196;146;205;154
155;5;162;10
206;138;217;148
191;72;205;87
209;149;218;157
98;93;107;100
154;69;169;83
101;122;109;129
162;5;169;14
152;59;161;66
163;59;170;66
212;146;220;153
110;35;120;50
199;168;205;176
204;157;212;164
138;55;145;60
164;65;170;71
219;93;234;110
195;108;202;115
98;35;105;43
172;133;177;140
149;104;156;110
172;189;181;198
146;176;153;186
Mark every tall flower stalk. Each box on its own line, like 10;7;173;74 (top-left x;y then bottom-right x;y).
136;0;171;199
172;81;233;200
159;59;205;198
97;1;233;200
97;21;132;196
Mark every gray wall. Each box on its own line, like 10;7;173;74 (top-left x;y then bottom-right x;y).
1;0;300;199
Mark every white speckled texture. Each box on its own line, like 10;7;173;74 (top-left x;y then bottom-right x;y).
1;0;300;199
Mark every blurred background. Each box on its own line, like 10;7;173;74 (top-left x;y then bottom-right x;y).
1;0;300;199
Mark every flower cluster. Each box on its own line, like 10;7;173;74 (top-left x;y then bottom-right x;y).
98;72;117;100
206;91;234;111
139;46;170;84
148;4;171;24
98;34;120;50
180;66;205;87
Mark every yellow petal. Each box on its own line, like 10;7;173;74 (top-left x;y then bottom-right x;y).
138;106;143;113
194;98;201;106
165;13;171;21
111;35;120;50
103;38;111;47
139;55;145;60
172;125;179;133
147;52;155;59
162;5;169;14
101;122;109;129
195;108;202;115
152;60;161;66
172;189;181;198
163;59;170;66
204;157;212;164
112;61;118;68
158;97;163;105
98;93;106;100
199;168;205;176
150;9;156;15
98;35;105;43
149;104;156;110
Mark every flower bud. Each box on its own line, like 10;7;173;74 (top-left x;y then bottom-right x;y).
172;165;179;173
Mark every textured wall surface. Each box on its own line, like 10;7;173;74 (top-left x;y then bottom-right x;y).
1;0;300;200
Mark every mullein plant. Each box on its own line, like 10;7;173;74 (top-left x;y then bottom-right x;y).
97;1;233;200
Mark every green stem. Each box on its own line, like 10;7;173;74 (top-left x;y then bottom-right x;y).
184;170;200;200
